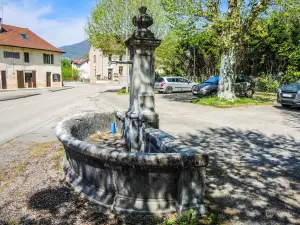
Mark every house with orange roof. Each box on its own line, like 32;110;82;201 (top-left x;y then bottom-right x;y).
0;23;65;89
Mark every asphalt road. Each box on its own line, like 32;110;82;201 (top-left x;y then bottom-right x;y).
0;83;122;145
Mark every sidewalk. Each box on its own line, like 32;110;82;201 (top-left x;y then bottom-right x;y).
0;86;73;101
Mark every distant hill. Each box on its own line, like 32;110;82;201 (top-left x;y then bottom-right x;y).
60;40;90;60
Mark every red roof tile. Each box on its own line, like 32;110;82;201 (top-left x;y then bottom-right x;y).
0;24;64;53
72;58;88;65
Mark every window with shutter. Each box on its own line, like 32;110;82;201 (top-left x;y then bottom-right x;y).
43;54;51;64
51;54;54;64
4;51;20;59
24;53;30;63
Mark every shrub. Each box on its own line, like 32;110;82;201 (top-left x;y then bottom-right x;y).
257;75;280;93
281;66;300;85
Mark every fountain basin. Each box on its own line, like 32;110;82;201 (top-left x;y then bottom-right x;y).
56;112;208;214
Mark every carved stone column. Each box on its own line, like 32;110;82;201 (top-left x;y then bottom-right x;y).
124;6;161;151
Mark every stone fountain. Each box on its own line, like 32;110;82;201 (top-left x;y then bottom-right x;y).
56;6;208;215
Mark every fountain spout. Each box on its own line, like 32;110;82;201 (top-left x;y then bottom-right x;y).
107;60;132;67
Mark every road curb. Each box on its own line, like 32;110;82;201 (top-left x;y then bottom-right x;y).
49;86;74;92
0;94;41;102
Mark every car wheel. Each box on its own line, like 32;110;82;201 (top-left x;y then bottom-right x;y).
165;87;173;94
245;89;254;98
210;90;217;96
281;104;291;108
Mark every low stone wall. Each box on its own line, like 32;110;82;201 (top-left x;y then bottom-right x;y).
56;112;208;215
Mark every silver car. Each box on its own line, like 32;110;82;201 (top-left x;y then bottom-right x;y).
155;76;198;94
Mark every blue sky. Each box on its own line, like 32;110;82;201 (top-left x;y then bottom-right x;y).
5;0;96;47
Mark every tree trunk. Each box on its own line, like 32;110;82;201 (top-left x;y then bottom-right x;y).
218;47;237;100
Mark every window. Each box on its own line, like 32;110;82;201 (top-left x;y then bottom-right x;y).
97;75;101;80
156;77;165;83
4;51;20;59
119;55;123;61
167;78;179;82
20;34;29;40
25;73;32;83
43;54;54;64
119;66;123;76
236;76;245;83
53;74;61;82
24;52;30;63
94;67;96;76
94;55;96;63
109;55;112;61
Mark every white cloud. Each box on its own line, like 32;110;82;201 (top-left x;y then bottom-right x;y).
4;0;86;47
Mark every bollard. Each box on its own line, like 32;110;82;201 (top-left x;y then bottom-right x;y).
111;122;116;135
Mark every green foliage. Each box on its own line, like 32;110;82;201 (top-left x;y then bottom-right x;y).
281;66;300;84
257;74;280;93
61;59;80;81
86;0;167;55
165;210;197;225
117;87;130;95
192;96;273;108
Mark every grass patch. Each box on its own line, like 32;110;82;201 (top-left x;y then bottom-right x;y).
51;148;64;161
12;161;29;175
192;96;274;108
164;209;219;225
117;87;130;95
0;161;29;190
31;148;48;157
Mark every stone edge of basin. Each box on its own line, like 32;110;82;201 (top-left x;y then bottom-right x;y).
56;111;209;168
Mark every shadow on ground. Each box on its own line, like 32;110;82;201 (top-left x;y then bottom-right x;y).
179;128;300;224
160;92;198;103
1;185;167;225
104;88;123;93
273;106;300;131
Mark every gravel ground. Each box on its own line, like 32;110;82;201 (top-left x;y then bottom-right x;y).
0;141;175;225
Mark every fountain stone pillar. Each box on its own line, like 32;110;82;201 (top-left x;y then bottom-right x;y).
124;5;161;151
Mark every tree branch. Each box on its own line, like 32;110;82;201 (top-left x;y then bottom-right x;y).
242;0;271;34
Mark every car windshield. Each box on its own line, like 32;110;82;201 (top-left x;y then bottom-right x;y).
282;85;300;91
204;76;219;84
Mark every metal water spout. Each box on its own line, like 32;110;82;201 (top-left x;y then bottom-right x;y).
107;60;132;67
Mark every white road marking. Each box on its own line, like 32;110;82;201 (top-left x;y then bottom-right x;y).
24;100;40;105
48;96;59;100
0;106;14;112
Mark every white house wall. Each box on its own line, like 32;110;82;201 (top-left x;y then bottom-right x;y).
72;61;90;80
89;47;127;84
0;46;62;89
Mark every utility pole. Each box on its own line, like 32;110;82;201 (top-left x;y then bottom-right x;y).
0;2;7;23
125;0;129;93
193;47;196;78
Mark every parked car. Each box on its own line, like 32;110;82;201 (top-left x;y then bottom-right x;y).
192;75;255;98
277;82;300;108
155;76;197;94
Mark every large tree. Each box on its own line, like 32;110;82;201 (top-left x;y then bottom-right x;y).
86;0;168;55
163;0;273;99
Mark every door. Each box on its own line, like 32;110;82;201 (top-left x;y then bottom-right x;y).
46;72;51;87
167;78;181;92
235;76;247;96
108;69;112;80
17;71;25;88
32;71;37;88
1;71;7;89
179;78;191;91
25;73;33;88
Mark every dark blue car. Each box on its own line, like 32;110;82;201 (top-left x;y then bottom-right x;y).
192;75;255;98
